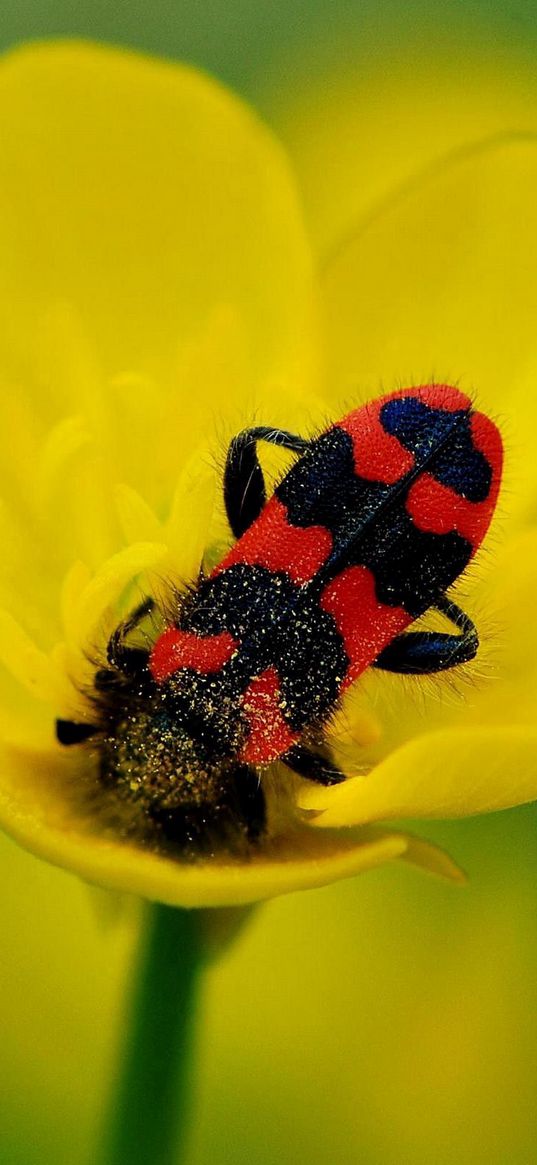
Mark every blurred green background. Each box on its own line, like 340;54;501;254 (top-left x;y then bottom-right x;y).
2;3;537;1164
1;0;537;110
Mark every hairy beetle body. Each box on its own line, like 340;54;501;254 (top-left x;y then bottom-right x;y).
57;385;502;854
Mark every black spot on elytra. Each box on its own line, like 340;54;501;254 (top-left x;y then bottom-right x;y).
344;502;472;617
277;427;391;551
380;397;492;502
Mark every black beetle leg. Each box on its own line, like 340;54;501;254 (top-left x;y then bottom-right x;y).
230;763;267;841
56;719;98;746
57;598;156;745
224;425;310;539
105;596;155;675
373;596;479;674
281;743;346;786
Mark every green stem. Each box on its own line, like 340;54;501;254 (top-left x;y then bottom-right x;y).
101;903;202;1165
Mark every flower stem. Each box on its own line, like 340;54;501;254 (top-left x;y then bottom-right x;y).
101;902;202;1165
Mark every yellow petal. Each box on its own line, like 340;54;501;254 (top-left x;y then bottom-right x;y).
275;52;537;256
395;832;466;884
165;446;216;579
71;541;168;647
114;485;163;546
298;726;537;827
36;415;91;508
0;41;316;398
0;609;73;707
34;301;109;432
322;136;537;530
0;742;411;906
60;560;93;646
466;528;537;726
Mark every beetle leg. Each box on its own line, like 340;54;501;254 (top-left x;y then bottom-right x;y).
224;425;310;538
92;597;155;691
56;719;98;745
105;596;155;675
56;599;156;745
229;763;267;841
281;743;346;786
372;597;478;674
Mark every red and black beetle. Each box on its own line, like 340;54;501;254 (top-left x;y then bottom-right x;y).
57;385;503;854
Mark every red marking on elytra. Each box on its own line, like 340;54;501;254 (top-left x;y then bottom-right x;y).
336;385;472;486
338;401;414;484
471;412;503;506
389;384;472;412
321;566;410;687
239;666;298;765
215;495;333;585
406;407;502;548
406;473;495;548
150;628;238;683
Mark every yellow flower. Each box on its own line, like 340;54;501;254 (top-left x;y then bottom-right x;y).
0;40;536;909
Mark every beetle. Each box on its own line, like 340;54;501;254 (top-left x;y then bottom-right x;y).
56;384;503;855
